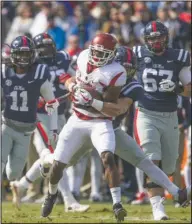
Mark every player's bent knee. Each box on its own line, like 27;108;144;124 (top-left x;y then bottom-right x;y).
101;151;115;168
6;169;22;181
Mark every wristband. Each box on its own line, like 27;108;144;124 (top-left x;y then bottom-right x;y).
91;99;104;111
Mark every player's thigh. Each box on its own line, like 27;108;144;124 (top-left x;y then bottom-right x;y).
90;119;115;155
6;132;32;180
161;114;179;175
1;124;14;165
115;129;146;166
58;114;66;133
54;115;89;164
134;110;162;160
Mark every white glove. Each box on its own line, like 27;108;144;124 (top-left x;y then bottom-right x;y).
45;99;59;115
73;88;93;106
159;79;176;92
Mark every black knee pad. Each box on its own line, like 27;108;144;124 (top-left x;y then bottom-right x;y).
143;161;162;189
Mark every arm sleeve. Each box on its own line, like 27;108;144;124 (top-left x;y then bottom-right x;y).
178;66;191;85
121;86;144;102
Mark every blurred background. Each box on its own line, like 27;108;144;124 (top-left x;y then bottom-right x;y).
1;1;191;205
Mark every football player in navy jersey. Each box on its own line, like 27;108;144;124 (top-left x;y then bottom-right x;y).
132;21;191;220
1;36;59;181
10;33;89;212
40;46;191;219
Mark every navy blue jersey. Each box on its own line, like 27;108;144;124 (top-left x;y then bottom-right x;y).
113;79;144;129
1;63;50;123
37;51;71;115
133;46;190;112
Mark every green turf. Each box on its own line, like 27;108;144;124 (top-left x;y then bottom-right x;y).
2;201;191;223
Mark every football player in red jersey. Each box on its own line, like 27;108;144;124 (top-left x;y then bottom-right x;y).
41;33;128;221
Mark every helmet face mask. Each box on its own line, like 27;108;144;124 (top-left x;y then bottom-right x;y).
33;33;56;60
10;36;35;68
89;45;115;67
88;33;117;67
36;44;55;59
144;21;169;54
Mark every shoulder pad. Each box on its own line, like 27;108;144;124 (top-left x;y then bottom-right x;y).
133;46;144;58
33;64;48;80
58;51;71;61
175;49;190;65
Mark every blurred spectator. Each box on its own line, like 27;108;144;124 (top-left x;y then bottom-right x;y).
46;14;66;50
168;2;191;49
54;3;76;37
179;1;191;24
133;8;152;44
5;3;33;44
66;35;82;56
29;2;52;37
70;5;97;48
102;7;121;36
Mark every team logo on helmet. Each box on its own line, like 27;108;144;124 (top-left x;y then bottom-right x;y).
5;79;12;86
144;57;152;63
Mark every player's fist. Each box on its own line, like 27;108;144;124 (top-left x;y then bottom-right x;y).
45;99;59;115
159;79;175;92
73;88;93;106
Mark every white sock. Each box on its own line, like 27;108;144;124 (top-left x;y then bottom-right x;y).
110;187;121;205
150;195;161;207
58;170;77;206
136;168;145;193
137;158;179;196
19;176;30;190
48;182;58;195
25;159;41;183
90;150;102;196
183;164;191;188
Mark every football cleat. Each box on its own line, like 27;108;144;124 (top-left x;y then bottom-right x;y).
152;197;169;221
113;203;127;222
65;203;90;212
176;186;191;207
41;191;58;217
131;192;149;205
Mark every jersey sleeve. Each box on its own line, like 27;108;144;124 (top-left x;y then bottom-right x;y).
121;84;144;102
176;49;191;67
59;51;71;72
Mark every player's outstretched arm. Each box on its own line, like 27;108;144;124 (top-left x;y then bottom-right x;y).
101;98;132;117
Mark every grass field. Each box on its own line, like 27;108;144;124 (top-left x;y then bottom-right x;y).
2;201;191;223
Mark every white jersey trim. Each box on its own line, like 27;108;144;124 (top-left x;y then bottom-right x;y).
34;64;41;79
2;64;6;79
178;49;184;61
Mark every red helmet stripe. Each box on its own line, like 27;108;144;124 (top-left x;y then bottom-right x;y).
126;48;131;63
152;21;157;32
22;36;28;46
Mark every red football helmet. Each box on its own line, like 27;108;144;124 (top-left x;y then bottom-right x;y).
88;33;117;67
